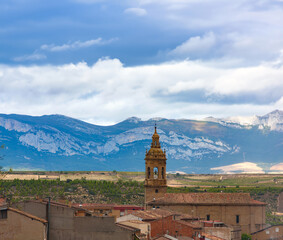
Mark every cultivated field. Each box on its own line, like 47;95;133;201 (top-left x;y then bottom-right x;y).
3;171;283;188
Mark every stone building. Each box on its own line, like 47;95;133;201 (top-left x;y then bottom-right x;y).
251;224;283;240
278;192;283;213
72;203;143;220
0;206;47;240
144;127;267;235
12;199;138;240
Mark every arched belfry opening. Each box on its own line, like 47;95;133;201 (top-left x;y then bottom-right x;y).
144;125;167;203
154;167;158;179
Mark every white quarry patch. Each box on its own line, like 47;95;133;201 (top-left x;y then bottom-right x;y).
211;162;264;174
270;162;283;171
0;117;32;132
19;130;96;156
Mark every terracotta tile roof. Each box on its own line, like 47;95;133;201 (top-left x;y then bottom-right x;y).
202;232;226;240
120;220;149;224
73;203;115;209
72;203;143;210
8;207;47;224
153;235;178;240
116;222;140;232
130;209;174;220
175;220;202;229
0;198;6;206
148;193;266;206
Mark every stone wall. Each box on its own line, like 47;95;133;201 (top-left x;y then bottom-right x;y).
252;225;283;240
0;209;47;240
278;192;283;213
12;201;135;240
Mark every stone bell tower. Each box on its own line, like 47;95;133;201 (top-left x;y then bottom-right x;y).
144;125;167;203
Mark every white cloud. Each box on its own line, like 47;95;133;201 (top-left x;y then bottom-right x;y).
0;57;283;125
13;53;46;62
169;32;216;58
124;7;147;16
211;162;264;174
270;163;283;171
40;38;117;52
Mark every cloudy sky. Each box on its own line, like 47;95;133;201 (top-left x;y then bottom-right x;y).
1;0;283;125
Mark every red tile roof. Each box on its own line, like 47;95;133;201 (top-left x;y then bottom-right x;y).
72;203;143;211
115;222;140;232
148;193;266;206
130;209;174;220
202;232;226;240
175;220;202;229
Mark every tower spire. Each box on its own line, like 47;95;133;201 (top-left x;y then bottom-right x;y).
144;126;167;203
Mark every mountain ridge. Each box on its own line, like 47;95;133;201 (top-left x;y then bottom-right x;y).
0;111;283;173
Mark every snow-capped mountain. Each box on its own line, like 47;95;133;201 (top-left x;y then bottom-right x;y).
0;111;283;173
204;110;283;132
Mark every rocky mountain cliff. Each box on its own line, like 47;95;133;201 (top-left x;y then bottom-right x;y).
0;111;283;173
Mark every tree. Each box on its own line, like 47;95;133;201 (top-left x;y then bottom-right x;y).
241;233;252;240
0;144;5;179
0;144;11;180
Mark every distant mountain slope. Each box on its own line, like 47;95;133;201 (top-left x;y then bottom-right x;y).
0;111;283;173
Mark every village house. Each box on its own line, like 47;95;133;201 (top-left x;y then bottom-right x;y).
0;206;47;240
12;199;139;240
72;203;143;219
251;224;283;240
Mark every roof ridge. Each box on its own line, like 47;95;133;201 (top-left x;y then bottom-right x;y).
8;207;47;224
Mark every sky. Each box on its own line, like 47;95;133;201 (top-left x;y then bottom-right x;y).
1;0;283;125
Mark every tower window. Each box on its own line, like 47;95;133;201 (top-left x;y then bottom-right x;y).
236;215;240;224
147;167;150;178
154;167;158;179
155;189;158;193
162;167;164;179
155;140;157;146
206;215;210;221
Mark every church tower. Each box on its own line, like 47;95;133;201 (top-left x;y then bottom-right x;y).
144;125;167;203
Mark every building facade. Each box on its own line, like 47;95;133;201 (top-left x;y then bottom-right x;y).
0;207;47;240
144;128;267;234
251;224;283;240
12;200;137;240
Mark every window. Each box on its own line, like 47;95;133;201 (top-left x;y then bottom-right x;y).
206;215;210;221
0;210;7;219
155;189;159;193
236;215;240;224
155;140;157;146
162;167;164;179
276;227;279;233
147;167;151;178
